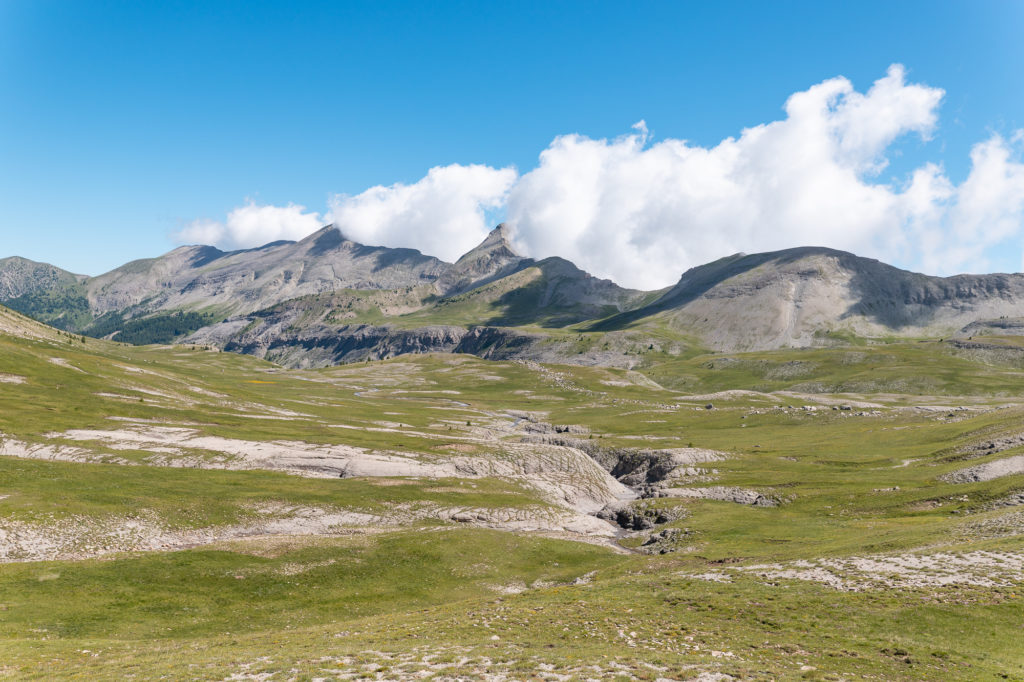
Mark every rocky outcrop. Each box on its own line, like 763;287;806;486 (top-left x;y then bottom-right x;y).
454;326;541;358
215;321;465;367
197;316;546;368
640;527;691;554
957;432;1024;459
661;486;779;506
943;454;1024;484
596;502;686;531
523;435;724;493
956;317;1024;338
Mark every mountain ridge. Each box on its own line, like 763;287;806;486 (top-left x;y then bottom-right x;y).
5;231;1024;365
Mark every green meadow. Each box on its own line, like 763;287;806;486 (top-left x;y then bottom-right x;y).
1;307;1023;679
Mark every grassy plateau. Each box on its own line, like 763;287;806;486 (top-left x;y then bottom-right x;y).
0;305;1023;680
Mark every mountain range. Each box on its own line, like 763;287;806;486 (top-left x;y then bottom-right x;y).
4;224;1024;368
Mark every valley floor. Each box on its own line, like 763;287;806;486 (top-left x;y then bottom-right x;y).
1;319;1023;680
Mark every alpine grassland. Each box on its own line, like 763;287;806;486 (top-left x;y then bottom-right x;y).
1;306;1023;680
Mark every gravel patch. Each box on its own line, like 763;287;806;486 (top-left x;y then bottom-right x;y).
943;454;1024;483
688;550;1024;592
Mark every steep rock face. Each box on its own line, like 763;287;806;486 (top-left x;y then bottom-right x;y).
85;226;448;316
224;322;471;368
185;301;663;369
599;247;1024;351
203;316;545;368
453;326;542;358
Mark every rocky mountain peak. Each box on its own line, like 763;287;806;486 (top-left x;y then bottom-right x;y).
297;224;348;254
476;223;517;253
298;224;343;242
437;224;528;295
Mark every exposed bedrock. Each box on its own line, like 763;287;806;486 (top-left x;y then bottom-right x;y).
522;434;724;492
943;454;1024;484
957;432;1024;460
214;322;548;368
521;431;784;531
596;503;687;531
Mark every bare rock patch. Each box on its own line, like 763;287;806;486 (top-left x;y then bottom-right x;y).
943;454;1024;484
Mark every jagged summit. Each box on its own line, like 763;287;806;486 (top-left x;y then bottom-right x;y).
299;224;342;242
437;224;528;294
457;224;522;262
477;223;517;251
295;223;349;255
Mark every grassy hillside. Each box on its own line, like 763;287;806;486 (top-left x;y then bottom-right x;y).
1;306;1023;679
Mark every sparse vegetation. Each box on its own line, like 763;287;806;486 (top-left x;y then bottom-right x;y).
2;304;1024;680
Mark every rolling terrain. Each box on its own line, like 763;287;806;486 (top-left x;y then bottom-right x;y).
1;302;1024;679
8;228;1024;370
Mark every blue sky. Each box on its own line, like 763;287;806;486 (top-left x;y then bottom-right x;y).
1;1;1023;286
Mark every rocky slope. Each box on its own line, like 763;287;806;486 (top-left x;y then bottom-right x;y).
0;256;85;300
183;228;652;367
434;223;527;294
0;257;92;329
593;247;1024;351
0;304;68;342
85;225;449;316
7;234;1024;363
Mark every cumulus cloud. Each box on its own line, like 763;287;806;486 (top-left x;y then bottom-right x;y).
503;65;1024;289
173;164;516;260
176;202;324;251
326;163;517;261
176;65;1024;289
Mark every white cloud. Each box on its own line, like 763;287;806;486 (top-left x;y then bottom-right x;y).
948;135;1024;270
176;202;324;251
325;163;517;261
504;64;992;289
176;65;1024;289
